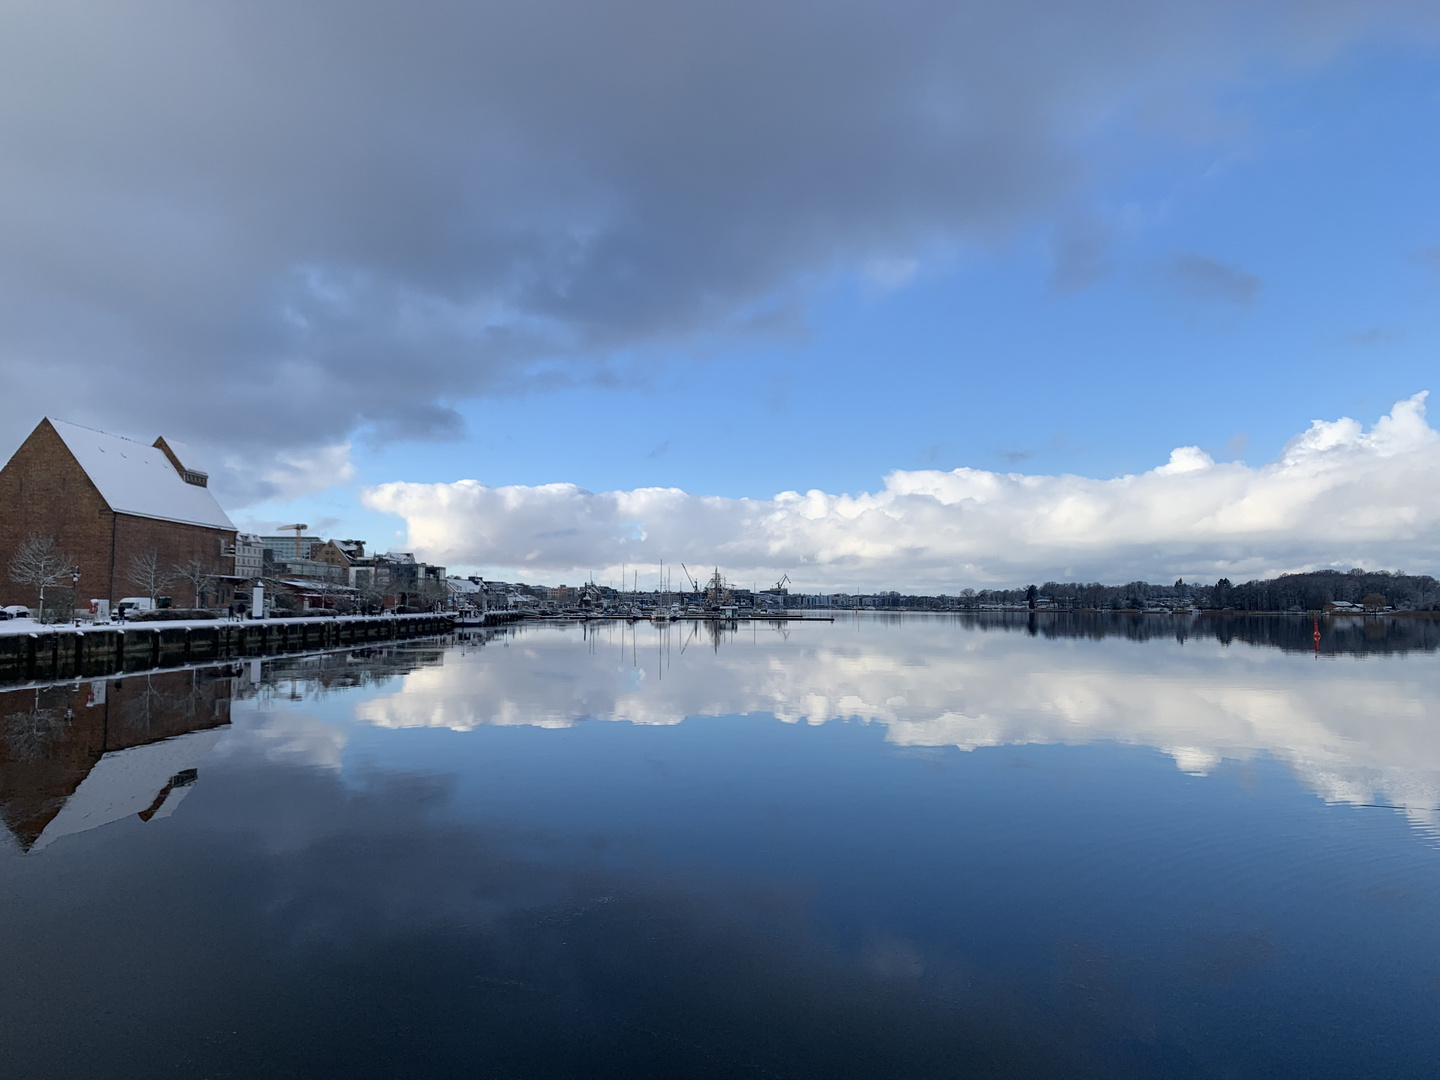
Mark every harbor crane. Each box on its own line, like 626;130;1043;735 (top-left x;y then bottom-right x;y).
680;564;701;594
773;573;791;594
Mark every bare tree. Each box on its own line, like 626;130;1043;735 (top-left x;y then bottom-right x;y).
172;555;219;610
127;550;177;603
261;573;298;614
309;575;353;613
7;534;76;612
4;688;73;762
416;576;449;612
354;575;386;614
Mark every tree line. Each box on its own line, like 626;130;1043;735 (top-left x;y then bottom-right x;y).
954;569;1440;612
947;609;1440;655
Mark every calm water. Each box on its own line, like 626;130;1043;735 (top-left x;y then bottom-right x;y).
2;614;1439;1079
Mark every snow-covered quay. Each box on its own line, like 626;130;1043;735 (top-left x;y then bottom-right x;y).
0;613;462;685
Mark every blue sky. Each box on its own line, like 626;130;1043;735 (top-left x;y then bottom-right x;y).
2;2;1438;586
277;42;1440;571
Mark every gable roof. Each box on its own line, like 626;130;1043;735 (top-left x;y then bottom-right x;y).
47;419;235;531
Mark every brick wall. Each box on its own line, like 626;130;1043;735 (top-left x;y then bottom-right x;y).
0;421;113;608
0;420;237;609
111;515;238;607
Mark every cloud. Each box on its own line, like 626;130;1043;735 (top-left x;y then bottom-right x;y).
0;0;1435;495
217;710;350;772
223;442;357;505
1167;252;1261;306
862;257;921;294
363;393;1440;587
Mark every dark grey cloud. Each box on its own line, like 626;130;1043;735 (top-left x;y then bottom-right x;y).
1167;252;1262;307
0;0;1433;502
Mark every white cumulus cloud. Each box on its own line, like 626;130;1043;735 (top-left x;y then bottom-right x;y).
362;394;1440;588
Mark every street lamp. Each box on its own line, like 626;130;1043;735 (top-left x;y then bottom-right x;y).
71;570;80;626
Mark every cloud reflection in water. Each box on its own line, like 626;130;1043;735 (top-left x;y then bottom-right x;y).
325;616;1440;834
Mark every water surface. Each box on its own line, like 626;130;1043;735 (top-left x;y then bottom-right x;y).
2;614;1438;1078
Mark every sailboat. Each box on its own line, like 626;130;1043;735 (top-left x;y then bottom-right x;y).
651;563;672;623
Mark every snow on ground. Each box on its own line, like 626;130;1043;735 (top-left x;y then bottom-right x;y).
0;613;446;636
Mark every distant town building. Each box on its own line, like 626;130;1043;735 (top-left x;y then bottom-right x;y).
309;539;357;571
230;533;265;581
259;534;322;561
0;418;238;609
446;575;486;610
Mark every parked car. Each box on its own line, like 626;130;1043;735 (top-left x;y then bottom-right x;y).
115;597;155;619
2;605;32;620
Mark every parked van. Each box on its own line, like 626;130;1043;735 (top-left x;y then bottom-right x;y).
115;597;155;619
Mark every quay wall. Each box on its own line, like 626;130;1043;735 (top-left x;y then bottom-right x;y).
0;613;488;685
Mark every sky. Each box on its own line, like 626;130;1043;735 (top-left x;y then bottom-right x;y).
1;0;1438;590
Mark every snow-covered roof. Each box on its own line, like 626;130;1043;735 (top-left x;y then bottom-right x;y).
156;437;203;472
49;419;235;531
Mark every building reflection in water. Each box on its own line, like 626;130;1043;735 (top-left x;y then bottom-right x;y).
0;667;234;852
0;642;464;854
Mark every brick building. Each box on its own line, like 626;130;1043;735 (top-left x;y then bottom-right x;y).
0;418;237;610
